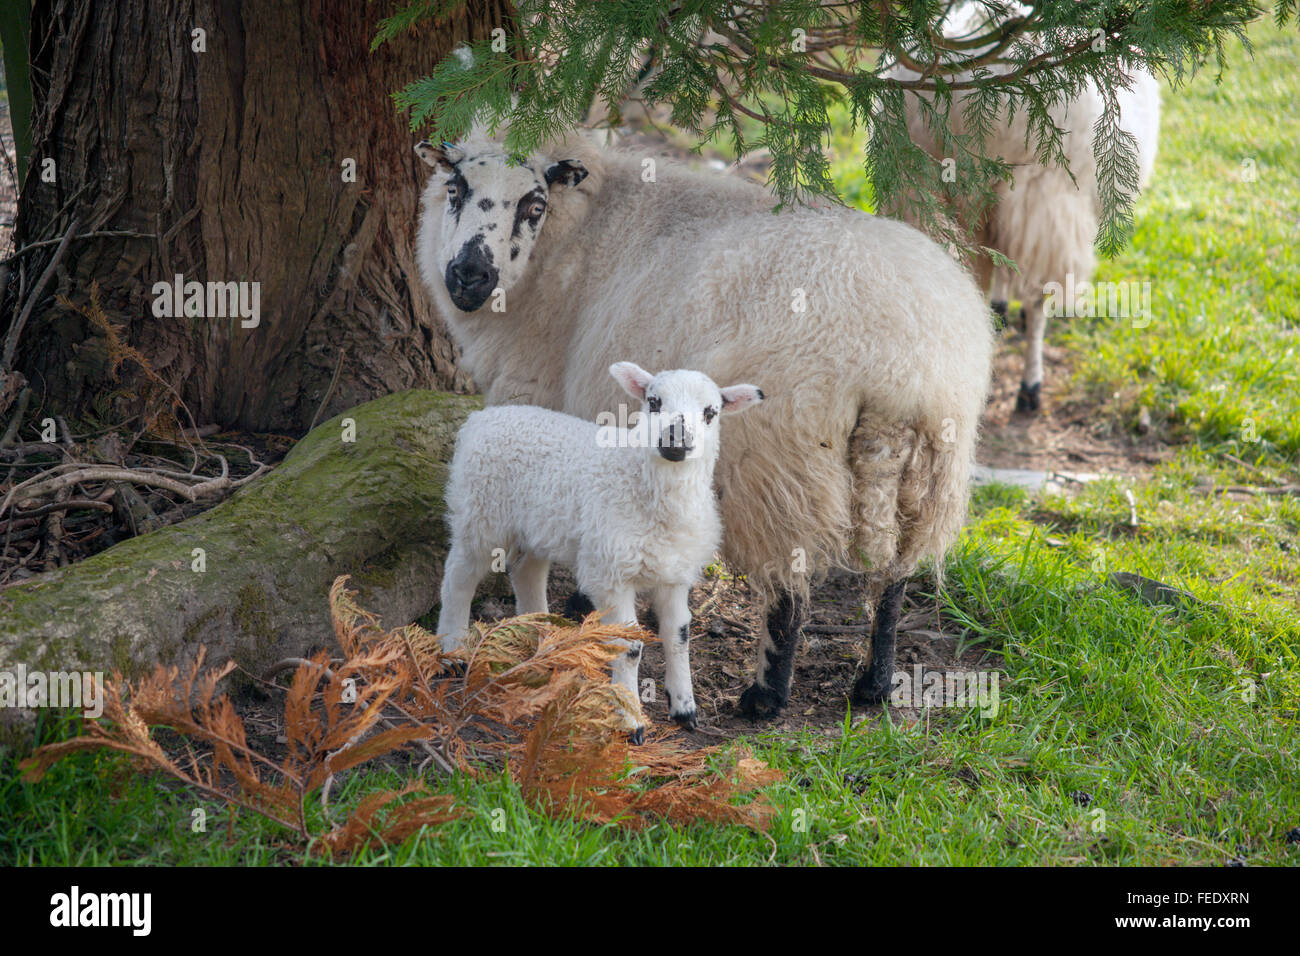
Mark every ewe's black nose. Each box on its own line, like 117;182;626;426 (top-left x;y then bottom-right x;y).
444;242;499;312
658;445;689;462
450;258;492;290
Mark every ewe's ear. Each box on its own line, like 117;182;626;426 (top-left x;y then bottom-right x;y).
720;384;764;415
610;362;654;402
415;140;464;171
545;159;588;188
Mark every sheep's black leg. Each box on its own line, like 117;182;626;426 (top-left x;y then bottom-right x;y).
563;589;596;621
1016;296;1047;414
1015;381;1042;413
738;592;804;720
851;579;907;706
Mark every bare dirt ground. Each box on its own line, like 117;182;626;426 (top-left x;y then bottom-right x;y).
980;335;1172;476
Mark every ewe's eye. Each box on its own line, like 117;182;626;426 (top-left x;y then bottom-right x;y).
446;183;459;200
703;406;718;424
647;396;662;413
527;199;547;219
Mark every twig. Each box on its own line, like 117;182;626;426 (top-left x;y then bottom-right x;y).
803;623;871;634
1;217;80;374
41;486;71;568
0;455;254;519
1197;484;1300;498
0;230;156;267
12;498;114;519
307;348;347;433
261;657;339;683
0;386;31;447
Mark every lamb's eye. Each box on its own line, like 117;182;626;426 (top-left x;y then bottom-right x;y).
703;406;718;424
528;200;546;218
647;396;662;413
446;183;459;199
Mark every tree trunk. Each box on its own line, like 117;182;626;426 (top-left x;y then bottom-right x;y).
0;389;480;746
2;0;509;432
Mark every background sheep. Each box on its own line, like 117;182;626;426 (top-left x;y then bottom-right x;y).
415;131;994;721
889;7;1160;413
437;362;765;738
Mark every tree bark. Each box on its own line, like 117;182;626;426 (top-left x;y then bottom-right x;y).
2;0;509;431
0;389;479;746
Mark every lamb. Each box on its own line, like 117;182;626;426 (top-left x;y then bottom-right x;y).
414;127;994;721
889;5;1161;413
436;361;764;739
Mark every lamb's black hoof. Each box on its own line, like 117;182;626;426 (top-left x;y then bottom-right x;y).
851;668;893;707
563;589;596;622
628;725;645;746
738;683;785;720
1015;381;1042;414
670;706;698;731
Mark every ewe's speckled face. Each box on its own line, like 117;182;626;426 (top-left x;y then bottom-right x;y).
610;363;765;463
416;141;587;313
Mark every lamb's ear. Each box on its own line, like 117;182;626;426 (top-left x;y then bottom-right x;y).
610;362;654;401
545;159;588;188
720;384;764;414
415;140;464;171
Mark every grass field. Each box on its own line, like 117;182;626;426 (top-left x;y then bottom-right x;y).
2;22;1297;867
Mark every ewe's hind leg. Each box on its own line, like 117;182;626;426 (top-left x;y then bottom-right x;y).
509;554;550;615
590;587;646;744
436;546;493;653
851;579;907;705
738;592;804;720
653;584;696;730
1016;293;1048;413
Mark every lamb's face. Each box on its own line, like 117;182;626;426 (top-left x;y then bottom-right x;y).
609;363;765;464
415;141;587;313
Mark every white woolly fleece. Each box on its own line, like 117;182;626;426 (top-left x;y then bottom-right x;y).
887;6;1161;395
417;131;995;597
443;404;722;598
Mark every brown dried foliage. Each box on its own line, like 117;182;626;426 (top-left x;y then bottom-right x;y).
20;576;780;855
57;282;191;439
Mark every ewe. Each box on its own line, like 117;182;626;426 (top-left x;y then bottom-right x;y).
415;131;993;720
889;5;1161;413
437;362;764;738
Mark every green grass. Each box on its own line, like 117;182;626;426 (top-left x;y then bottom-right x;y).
1073;24;1300;459
2;21;1298;868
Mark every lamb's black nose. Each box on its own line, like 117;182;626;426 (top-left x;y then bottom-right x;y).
658;445;689;462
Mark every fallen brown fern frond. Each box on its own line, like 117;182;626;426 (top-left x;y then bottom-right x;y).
58;282;195;441
20;575;782;855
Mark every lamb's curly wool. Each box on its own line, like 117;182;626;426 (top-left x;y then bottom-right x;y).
436;365;764;733
416;130;994;716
